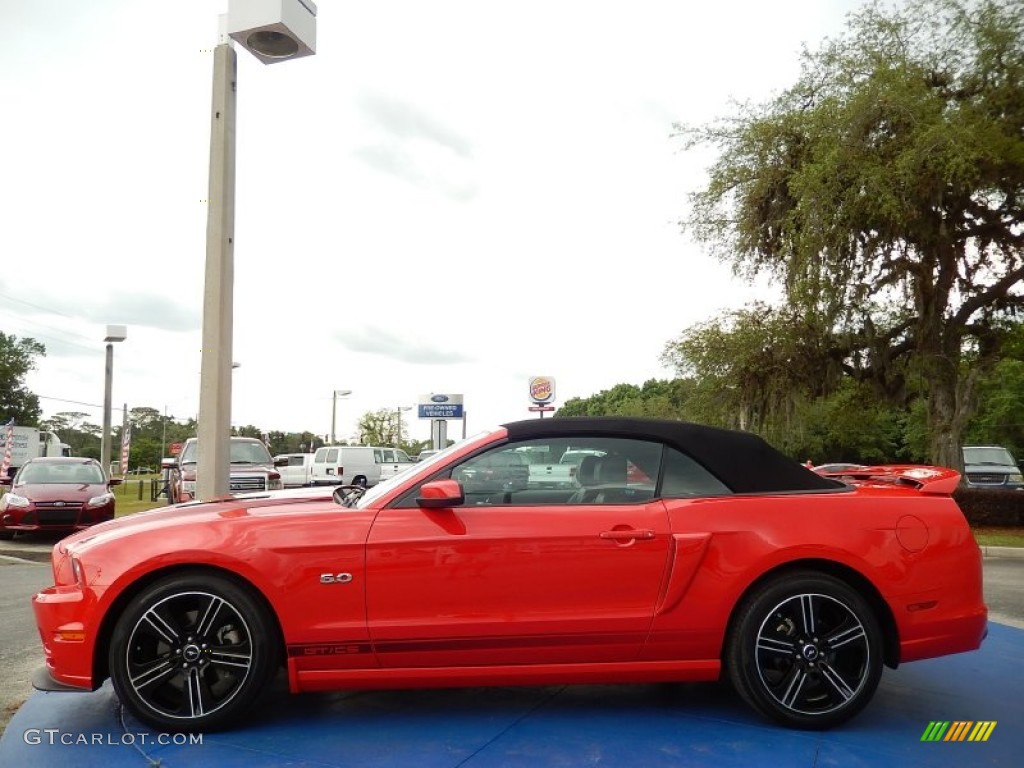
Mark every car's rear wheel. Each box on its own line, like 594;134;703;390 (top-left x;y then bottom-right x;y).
353;475;368;488
109;571;279;732
726;570;883;729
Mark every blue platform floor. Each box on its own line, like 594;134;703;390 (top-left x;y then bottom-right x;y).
2;622;1021;767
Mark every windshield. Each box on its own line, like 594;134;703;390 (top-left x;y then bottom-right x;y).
963;447;1017;466
19;462;105;484
180;439;273;465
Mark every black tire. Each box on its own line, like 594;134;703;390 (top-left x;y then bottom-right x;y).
726;570;883;730
109;570;279;732
353;476;368;488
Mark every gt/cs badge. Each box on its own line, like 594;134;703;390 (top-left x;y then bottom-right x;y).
319;573;353;584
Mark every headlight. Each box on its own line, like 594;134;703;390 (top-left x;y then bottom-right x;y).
4;493;30;508
1010;473;1024;483
87;492;114;508
70;556;85;587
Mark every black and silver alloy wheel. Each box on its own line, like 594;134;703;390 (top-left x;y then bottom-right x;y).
110;572;278;732
727;571;883;729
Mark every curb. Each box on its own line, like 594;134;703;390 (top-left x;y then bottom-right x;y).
981;545;1024;559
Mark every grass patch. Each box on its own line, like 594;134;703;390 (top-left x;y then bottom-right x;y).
113;476;169;517
973;526;1024;547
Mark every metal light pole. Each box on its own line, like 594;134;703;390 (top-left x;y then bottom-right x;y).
331;389;352;444
196;0;316;500
100;325;127;478
396;406;411;448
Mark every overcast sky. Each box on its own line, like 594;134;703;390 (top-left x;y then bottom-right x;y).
2;0;866;443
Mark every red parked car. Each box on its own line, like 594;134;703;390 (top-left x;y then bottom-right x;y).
31;418;987;732
0;457;120;539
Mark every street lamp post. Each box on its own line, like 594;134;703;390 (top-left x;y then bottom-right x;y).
100;325;127;478
331;389;352;444
196;0;316;500
395;406;412;449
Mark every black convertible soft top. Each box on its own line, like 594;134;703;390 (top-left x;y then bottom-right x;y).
502;417;843;494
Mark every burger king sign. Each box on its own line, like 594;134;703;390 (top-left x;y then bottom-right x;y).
528;376;556;404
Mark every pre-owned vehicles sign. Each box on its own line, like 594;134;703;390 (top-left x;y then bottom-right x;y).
417;393;464;419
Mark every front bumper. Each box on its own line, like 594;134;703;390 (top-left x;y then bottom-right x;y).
31;585;100;691
32;665;91;692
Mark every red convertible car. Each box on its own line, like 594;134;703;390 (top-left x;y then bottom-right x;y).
31;418;987;732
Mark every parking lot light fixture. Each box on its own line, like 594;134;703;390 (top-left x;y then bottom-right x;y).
100;325;127;478
331;389;352;445
396;406;412;448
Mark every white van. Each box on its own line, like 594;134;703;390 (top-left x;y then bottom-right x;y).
311;446;415;487
274;453;315;487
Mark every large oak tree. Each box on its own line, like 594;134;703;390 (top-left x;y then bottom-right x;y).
679;0;1024;467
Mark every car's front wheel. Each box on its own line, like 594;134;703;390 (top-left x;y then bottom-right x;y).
726;570;883;729
109;570;279;732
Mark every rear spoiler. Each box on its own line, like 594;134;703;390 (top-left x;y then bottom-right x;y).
816;465;960;495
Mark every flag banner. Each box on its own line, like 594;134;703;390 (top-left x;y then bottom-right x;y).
1;418;15;480
120;422;132;476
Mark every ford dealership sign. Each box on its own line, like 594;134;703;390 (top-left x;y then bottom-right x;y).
418;393;464;419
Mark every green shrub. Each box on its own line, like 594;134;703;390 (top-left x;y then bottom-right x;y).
954;488;1024;527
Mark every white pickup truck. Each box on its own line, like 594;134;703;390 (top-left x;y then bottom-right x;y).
527;461;579;488
274;453;316;487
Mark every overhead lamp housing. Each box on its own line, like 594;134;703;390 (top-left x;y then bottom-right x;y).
228;0;317;65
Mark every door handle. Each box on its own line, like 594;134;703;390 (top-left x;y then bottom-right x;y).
600;529;655;541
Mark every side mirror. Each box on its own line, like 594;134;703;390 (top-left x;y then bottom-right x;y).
161;457;179;470
274;457;289;467
108;477;123;486
416;479;464;509
0;476;12;487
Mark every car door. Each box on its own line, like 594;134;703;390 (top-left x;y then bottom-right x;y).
378;448;400;480
364;437;671;668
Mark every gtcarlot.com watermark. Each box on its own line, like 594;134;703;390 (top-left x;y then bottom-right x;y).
23;729;203;747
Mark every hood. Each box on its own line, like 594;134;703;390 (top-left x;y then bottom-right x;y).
15;482;108;501
60;492;334;555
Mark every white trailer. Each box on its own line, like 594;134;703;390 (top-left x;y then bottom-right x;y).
3;426;70;478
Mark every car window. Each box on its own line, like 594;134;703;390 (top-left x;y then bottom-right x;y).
179;440;271;465
382;449;396;463
962;447;1016;466
661;447;731;497
374;449;384;463
227;442;266;463
397;436;663;508
326;448;338;463
19;462;104;484
395;450;412;463
180;440;197;463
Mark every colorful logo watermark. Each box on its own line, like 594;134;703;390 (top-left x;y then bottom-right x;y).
921;721;996;742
